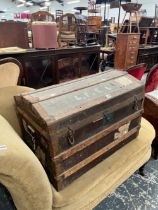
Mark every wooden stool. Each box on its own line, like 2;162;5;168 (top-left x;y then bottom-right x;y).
120;3;142;33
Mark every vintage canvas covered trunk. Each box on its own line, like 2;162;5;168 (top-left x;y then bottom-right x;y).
15;70;144;191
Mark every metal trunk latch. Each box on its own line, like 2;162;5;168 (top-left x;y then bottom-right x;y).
66;127;75;146
103;113;113;126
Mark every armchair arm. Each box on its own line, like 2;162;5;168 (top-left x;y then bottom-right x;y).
0;115;52;210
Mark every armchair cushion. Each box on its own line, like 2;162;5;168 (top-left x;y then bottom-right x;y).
0;86;155;210
51;118;154;210
0;63;20;88
0;115;154;210
0;86;34;136
0;115;52;210
60;33;76;39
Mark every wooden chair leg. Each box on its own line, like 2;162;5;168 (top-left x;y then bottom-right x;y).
139;163;146;176
152;138;158;159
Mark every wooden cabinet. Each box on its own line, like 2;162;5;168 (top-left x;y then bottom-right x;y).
0;22;29;49
0;45;100;88
114;33;140;70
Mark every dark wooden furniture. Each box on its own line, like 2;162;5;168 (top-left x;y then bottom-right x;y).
115;33;140;70
0;22;29;49
137;45;158;69
147;27;158;45
15;70;144;191
0;46;100;88
140;28;150;45
75;14;98;46
140;27;158;46
143;93;158;159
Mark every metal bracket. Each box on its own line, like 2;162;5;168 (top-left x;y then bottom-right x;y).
66;127;75;146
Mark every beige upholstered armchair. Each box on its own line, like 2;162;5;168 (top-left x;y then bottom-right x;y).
0;58;23;88
0;85;155;210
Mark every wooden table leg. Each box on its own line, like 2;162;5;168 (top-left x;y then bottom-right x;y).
152;137;158;159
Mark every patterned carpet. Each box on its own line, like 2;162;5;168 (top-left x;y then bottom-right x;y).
0;159;158;210
95;158;158;210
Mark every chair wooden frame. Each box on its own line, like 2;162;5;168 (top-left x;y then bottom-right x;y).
58;13;77;47
28;11;55;48
127;63;147;73
145;63;158;86
31;11;55;22
126;63;147;81
0;57;23;85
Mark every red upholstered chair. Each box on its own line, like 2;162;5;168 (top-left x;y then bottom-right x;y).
127;63;147;80
145;64;158;93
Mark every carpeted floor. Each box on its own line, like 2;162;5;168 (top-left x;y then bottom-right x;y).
0;158;158;210
94;158;158;210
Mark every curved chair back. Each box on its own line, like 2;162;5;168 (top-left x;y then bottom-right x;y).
127;63;147;80
0;58;23;88
31;11;54;22
145;64;158;93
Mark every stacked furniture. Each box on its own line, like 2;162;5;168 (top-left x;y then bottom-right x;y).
75;13;88;46
87;0;102;45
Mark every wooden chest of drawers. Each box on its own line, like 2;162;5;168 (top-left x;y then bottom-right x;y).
114;33;140;70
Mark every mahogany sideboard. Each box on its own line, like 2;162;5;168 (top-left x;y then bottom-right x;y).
0;45;100;88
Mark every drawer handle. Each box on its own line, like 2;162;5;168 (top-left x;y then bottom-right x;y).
66;127;75;146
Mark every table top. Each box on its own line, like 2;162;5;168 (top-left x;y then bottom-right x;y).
74;7;88;11
0;45;101;56
146;89;158;99
146;90;158;106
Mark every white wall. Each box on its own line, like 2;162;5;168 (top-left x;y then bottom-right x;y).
0;0;157;22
